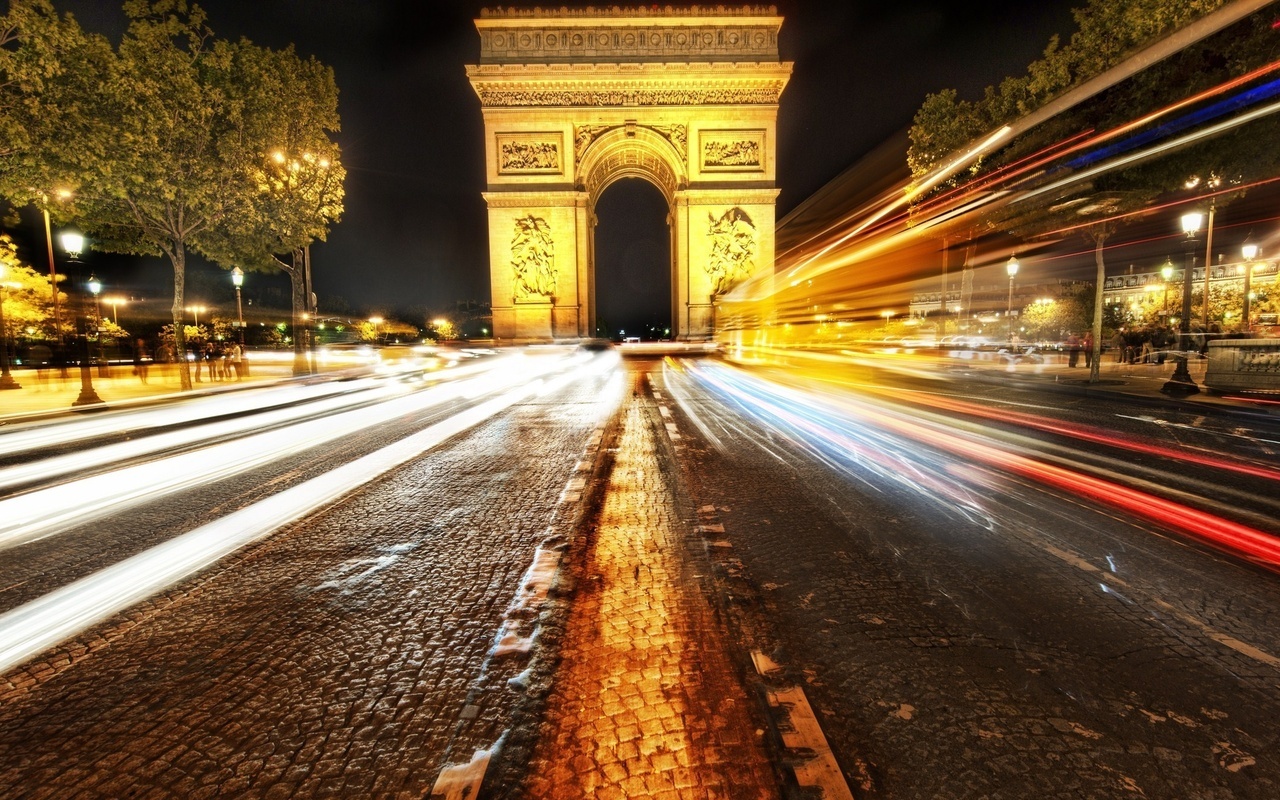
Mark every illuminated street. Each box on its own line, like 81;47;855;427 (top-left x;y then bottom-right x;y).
0;350;1278;798
3;2;1280;798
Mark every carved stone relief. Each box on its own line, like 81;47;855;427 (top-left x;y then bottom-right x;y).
705;207;757;295
498;133;563;174
477;87;783;108
511;215;557;301
574;123;687;162
701;131;765;171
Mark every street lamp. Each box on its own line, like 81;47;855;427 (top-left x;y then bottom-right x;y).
103;296;127;325
186;304;207;330
86;274;107;376
231;267;245;345
0;256;20;390
58;231;102;406
1160;259;1174;317
1006;255;1020;344
369;316;383;344
1162;211;1202;395
1241;235;1259;334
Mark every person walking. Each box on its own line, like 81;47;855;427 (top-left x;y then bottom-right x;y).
1082;331;1094;369
1067;332;1082;367
132;338;149;384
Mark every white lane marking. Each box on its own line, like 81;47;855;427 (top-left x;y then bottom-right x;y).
1040;543;1280;669
0;381;542;675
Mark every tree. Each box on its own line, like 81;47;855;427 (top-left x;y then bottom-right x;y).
905;0;1280;381
26;0;252;390
0;231;66;339
198;41;345;376
0;0;113;200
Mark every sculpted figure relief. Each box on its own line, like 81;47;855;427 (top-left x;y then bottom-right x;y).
511;215;557;301
500;141;560;171
478;88;782;108
703;138;761;168
705;207;757;295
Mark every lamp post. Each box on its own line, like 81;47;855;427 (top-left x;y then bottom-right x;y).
231;267;245;345
1162;211;1202;395
86;274;107;376
1160;259;1174;319
1006;255;1020;344
59;231;103;407
369;316;383;345
0;257;20;390
103;296;126;325
1241;236;1259;334
186;304;206;331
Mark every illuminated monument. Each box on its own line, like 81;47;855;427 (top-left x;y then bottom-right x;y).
468;6;791;340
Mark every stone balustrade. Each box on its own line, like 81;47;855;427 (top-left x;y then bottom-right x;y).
1204;338;1280;394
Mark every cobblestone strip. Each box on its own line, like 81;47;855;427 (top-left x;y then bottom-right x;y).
654;365;875;798
428;424;612;799
519;373;778;799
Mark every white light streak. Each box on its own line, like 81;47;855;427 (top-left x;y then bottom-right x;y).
0;373;549;674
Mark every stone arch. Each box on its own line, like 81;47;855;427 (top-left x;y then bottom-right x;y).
577;126;685;205
468;6;791;341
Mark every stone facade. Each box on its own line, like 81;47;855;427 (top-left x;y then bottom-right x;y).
469;7;790;341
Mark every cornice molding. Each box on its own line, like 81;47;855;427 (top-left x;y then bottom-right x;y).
479;6;779;20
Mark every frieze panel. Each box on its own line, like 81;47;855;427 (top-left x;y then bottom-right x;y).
477;87;783;108
479;26;780;64
511;215;557;301
701;130;765;172
705;207;758;295
497;133;563;174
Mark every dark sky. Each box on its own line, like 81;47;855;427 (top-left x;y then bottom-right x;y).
44;0;1083;327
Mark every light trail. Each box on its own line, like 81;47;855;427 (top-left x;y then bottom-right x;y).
0;379;374;456
0;380;409;492
0;351;579;552
674;360;1280;571
0;368;571;676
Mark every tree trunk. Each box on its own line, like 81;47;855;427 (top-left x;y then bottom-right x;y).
1089;231;1108;384
169;242;192;391
289;247;311;376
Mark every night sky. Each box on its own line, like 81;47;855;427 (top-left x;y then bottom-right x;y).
37;0;1083;330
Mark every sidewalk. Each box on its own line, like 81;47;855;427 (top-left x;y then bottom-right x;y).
0;360;300;423
952;350;1280;418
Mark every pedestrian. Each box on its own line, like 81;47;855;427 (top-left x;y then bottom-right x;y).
133;338;149;384
1067;331;1082;367
1110;331;1125;363
190;342;203;382
29;343;51;389
1082;331;1094;368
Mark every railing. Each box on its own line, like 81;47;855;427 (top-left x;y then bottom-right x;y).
1204;338;1280;394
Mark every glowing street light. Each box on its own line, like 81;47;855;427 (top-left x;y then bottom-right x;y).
231;267;245;345
186;304;207;330
1162;211;1203;395
1241;235;1259;334
1005;255;1020;343
369;316;383;344
1160;259;1174;317
102;296;127;324
58;230;102;407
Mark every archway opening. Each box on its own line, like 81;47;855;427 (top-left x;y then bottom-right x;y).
593;178;672;340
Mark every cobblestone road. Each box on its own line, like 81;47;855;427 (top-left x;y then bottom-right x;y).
0;367;622;798
656;359;1280;799
519;372;778;799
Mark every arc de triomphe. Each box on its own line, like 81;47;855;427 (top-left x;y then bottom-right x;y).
467;5;791;340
